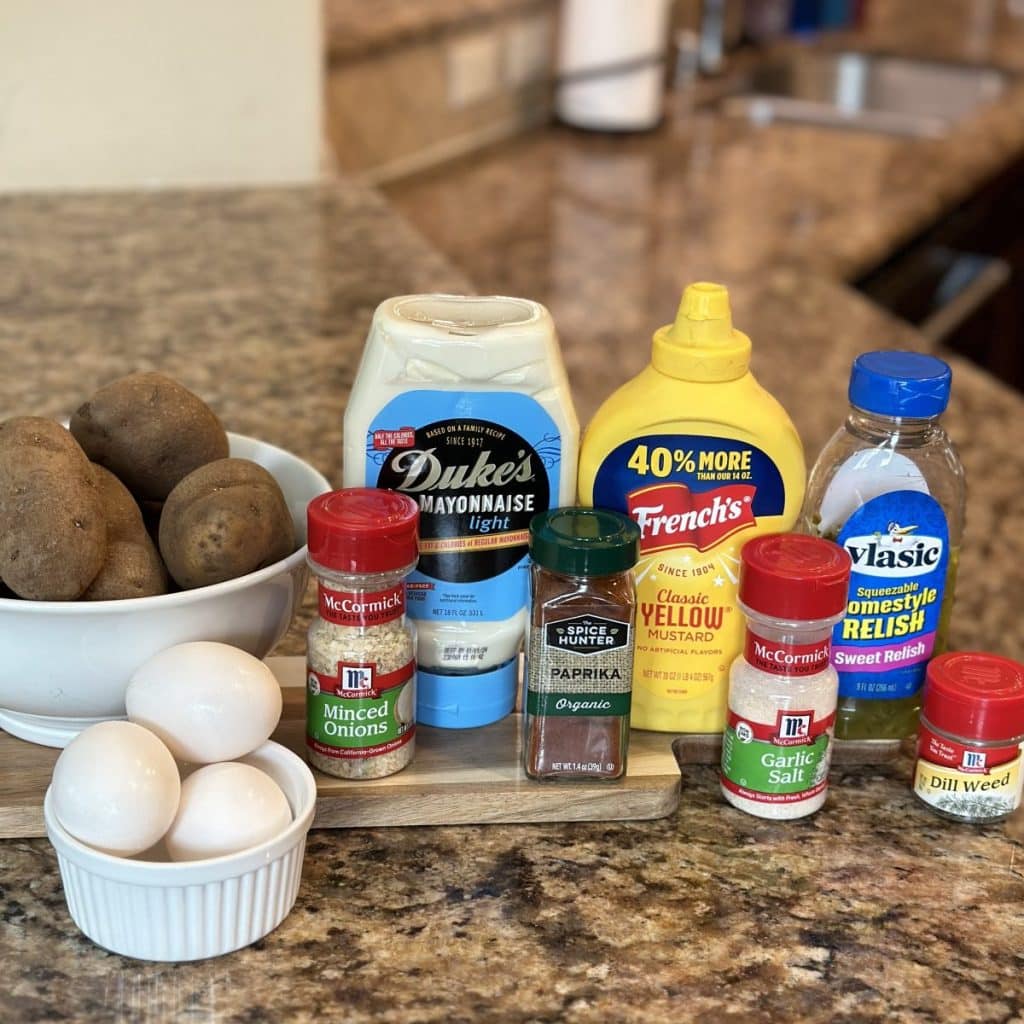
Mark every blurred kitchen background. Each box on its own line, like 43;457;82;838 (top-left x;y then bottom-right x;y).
330;0;1024;401
3;0;1024;657
3;0;1024;410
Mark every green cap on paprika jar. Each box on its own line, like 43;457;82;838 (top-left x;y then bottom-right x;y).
529;507;640;577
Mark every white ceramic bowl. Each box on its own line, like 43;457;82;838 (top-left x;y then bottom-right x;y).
0;434;330;747
44;740;316;962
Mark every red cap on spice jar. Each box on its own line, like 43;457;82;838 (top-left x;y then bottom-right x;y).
739;533;852;621
307;488;419;574
922;652;1024;742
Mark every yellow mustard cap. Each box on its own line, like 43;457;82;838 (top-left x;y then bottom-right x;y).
651;282;752;381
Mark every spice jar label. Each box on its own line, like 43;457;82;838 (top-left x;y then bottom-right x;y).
913;728;1024;820
318;584;405;627
543;614;630;655
744;633;831;676
721;708;834;805
527;619;633;714
527;691;632;717
830;491;951;701
306;659;415;761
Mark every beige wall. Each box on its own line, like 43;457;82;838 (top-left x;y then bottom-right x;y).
0;1;322;193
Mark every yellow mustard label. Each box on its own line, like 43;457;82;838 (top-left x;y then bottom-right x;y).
586;433;800;732
913;751;1023;819
632;541;745;732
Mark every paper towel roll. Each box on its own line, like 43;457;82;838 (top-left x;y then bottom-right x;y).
556;0;673;131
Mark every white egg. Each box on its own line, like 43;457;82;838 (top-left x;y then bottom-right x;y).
51;721;180;857
126;641;283;764
164;762;292;861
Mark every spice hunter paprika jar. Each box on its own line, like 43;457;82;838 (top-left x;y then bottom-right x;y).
913;652;1024;823
525;508;641;781
720;534;852;819
305;489;419;780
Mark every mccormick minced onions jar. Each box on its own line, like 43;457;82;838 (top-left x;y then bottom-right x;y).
913;652;1024;823
305;489;419;780
720;534;852;820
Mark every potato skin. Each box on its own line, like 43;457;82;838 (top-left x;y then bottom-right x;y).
70;372;229;502
82;540;168;601
92;465;144;541
0;427;106;600
82;466;168;600
0;417;88;460
159;458;295;590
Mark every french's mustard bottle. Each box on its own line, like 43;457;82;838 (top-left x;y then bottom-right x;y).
577;283;805;733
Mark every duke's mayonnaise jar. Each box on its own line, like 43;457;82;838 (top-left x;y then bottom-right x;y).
578;283;805;733
344;295;579;729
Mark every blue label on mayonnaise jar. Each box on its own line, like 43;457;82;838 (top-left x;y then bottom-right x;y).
832;491;949;700
364;389;561;640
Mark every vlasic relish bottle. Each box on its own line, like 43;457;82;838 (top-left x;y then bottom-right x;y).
801;351;966;746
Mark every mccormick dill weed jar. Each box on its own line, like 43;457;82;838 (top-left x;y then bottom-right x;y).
801;352;966;746
913;652;1024;823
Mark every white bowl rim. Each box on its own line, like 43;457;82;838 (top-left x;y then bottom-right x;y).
0;432;330;615
44;740;318;885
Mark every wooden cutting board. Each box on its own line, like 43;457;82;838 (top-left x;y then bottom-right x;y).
0;657;683;838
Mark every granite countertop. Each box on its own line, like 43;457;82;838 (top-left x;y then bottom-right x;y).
4;3;1024;1021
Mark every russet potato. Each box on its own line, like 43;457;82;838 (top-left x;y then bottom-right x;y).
159;458;295;590
0;378;296;601
71;372;229;502
0;420;106;600
82;466;168;600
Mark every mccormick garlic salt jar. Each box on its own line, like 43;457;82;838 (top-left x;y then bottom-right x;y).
305;489;419;780
913;652;1024;823
720;534;851;819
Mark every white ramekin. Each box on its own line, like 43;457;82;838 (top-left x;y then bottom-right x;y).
44;741;317;962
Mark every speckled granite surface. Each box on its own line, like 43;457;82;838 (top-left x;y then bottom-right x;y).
4;3;1024;1020
4;761;1024;1023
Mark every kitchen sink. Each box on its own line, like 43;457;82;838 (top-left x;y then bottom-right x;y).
720;51;1008;138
